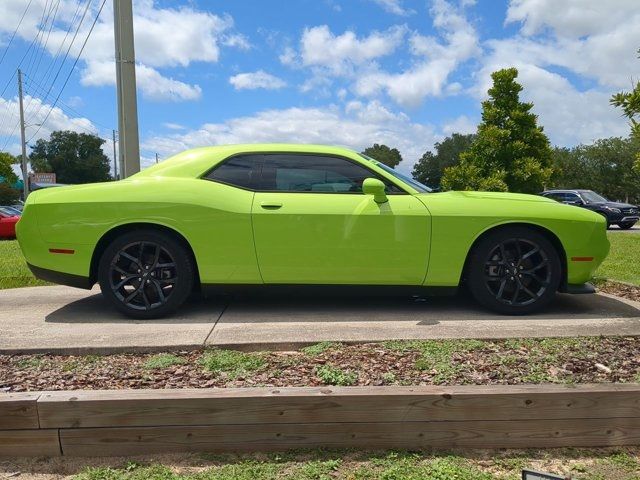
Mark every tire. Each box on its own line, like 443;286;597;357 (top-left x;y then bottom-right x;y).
98;229;195;319
618;222;635;230
466;227;562;315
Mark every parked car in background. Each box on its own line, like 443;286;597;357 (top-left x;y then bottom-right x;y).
541;190;639;229
0;207;20;239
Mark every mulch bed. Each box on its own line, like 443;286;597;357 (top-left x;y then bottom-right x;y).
1;336;639;392
598;280;640;303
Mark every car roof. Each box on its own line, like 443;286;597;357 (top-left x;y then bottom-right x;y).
134;144;368;180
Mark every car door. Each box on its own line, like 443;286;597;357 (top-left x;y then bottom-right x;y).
251;153;431;285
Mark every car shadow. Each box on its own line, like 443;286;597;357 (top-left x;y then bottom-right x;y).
44;289;640;325
45;292;230;324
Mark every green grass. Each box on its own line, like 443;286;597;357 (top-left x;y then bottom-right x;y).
595;233;640;286
300;341;341;356
143;353;186;370
68;448;640;480
315;364;358;386
0;239;49;289
199;348;266;379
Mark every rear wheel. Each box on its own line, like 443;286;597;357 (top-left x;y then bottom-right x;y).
618;222;635;230
98;230;194;319
467;227;562;315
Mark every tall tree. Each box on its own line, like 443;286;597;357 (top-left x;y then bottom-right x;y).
361;143;402;168
29;131;112;184
412;133;475;189
441;68;553;193
0;152;18;184
610;48;640;173
550;137;640;204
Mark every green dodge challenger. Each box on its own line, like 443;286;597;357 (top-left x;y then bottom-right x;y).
17;144;609;318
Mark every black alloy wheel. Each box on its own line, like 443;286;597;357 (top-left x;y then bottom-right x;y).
467;227;561;315
98;230;194;319
483;238;551;307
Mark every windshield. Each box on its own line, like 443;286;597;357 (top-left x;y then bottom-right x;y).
580;190;608;203
358;154;431;193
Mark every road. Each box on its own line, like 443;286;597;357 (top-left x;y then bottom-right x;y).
1;285;639;354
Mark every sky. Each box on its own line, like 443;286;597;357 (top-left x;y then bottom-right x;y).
0;0;639;176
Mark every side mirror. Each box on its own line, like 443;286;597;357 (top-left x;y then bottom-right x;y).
362;178;388;204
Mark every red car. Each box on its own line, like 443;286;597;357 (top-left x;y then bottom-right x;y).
0;207;20;239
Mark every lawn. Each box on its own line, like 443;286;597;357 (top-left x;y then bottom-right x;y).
0;232;638;290
595;233;640;286
2;447;640;480
0;239;49;289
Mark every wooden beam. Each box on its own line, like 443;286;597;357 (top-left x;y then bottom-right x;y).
59;417;640;456
39;384;640;429
0;429;60;457
0;393;41;430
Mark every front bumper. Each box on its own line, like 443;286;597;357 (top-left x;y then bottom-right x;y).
619;216;639;224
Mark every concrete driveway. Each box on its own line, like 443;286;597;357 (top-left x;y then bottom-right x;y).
1;285;640;354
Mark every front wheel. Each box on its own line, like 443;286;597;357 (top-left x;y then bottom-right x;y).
618;222;636;230
466;227;562;315
98;230;195;319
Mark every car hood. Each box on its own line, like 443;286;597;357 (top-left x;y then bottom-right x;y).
587;201;637;209
419;190;557;204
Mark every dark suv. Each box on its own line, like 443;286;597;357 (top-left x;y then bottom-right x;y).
541;190;639;229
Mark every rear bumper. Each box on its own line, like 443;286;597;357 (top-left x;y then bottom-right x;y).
27;263;93;290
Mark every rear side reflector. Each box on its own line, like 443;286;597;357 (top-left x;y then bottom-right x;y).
49;248;75;255
570;256;594;262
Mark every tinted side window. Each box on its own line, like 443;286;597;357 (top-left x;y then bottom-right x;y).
259;154;403;193
545;193;564;202
206;155;261;189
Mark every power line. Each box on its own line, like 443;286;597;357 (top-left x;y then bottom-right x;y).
22;0;93;127
0;0;34;66
31;0;63;82
27;0;107;143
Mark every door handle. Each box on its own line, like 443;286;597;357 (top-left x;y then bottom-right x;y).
260;202;283;209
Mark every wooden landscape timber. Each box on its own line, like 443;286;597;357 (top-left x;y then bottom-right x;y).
1;384;640;457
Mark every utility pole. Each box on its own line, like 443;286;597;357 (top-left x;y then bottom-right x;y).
112;130;118;179
17;69;29;199
113;0;140;178
155;153;158;164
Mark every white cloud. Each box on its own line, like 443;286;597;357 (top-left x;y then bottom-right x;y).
81;61;202;102
141;101;438;171
442;115;476;135
354;0;480;107
506;0;639;38
163;122;186;131
0;0;247;102
468;0;640;146
229;71;286;90
0;95;97;143
369;0;413;16
299;25;407;74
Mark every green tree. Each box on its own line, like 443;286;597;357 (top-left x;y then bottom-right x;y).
441;68;553;193
361;143;403;168
610;48;640;173
0;183;20;204
412;133;475;188
29;131;111;184
550;137;640;204
0;152;18;185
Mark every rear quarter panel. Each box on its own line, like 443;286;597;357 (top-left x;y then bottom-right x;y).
21;177;261;283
